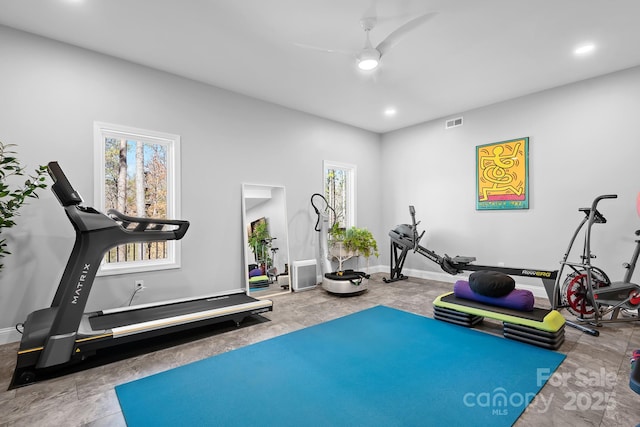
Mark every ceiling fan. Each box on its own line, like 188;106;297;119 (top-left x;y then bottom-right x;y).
297;11;437;71
356;12;437;70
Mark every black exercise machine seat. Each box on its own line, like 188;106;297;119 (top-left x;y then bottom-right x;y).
10;162;272;388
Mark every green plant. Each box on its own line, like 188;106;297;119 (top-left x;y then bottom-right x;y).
342;226;379;258
329;224;379;259
328;222;345;241
248;219;272;266
0;142;48;271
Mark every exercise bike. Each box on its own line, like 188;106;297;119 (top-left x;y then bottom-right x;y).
555;194;640;330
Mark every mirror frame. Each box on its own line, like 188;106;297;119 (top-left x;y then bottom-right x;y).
241;183;291;297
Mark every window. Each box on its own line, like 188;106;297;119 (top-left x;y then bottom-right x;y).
93;122;181;275
323;161;356;229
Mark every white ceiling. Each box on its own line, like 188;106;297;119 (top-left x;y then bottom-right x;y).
1;0;640;133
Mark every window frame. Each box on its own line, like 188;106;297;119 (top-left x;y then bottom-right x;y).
93;121;182;276
323;160;357;229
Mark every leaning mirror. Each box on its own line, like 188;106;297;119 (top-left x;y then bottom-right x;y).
242;184;290;298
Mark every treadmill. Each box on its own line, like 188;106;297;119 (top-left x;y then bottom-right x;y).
9;161;273;389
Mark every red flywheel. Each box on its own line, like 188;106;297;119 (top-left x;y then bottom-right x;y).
560;269;609;318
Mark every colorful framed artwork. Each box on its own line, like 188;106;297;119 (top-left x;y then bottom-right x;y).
476;137;529;210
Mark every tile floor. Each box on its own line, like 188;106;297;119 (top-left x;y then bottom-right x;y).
1;274;639;426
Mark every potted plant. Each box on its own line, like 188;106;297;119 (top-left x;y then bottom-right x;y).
328;224;378;271
343;227;379;258
0;141;48;271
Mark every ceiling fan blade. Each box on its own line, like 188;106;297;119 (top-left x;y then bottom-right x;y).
293;42;355;56
375;12;437;56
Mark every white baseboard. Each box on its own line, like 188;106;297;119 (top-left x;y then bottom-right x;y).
366;264;387;274
0;326;20;345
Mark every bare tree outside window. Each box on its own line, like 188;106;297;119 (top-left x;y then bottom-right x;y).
102;137;169;264
325;168;346;228
324;161;356;230
95;122;181;275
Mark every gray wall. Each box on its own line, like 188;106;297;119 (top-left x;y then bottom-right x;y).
0;26;383;342
381;65;640;291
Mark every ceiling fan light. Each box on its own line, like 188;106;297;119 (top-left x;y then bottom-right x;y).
357;49;380;70
358;58;379;71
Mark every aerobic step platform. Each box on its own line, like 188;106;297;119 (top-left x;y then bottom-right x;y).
433;292;565;350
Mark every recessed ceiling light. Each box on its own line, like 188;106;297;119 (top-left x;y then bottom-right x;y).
384;107;397;117
574;43;596;56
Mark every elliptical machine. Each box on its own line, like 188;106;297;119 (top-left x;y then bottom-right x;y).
310;193;368;296
555;194;640;332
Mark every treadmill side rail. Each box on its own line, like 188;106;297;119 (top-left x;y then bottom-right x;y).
110;300;273;338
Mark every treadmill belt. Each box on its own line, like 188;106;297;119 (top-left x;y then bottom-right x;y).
90;293;262;330
439;293;550;322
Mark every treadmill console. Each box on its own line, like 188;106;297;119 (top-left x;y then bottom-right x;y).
48;161;83;207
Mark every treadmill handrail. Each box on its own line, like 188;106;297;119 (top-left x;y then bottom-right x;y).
106;209;190;240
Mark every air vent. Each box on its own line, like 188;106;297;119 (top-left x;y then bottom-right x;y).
445;117;463;129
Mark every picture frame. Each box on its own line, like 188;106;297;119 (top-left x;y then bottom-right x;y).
476;137;529;210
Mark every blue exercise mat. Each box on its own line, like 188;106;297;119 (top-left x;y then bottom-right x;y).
116;305;565;426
